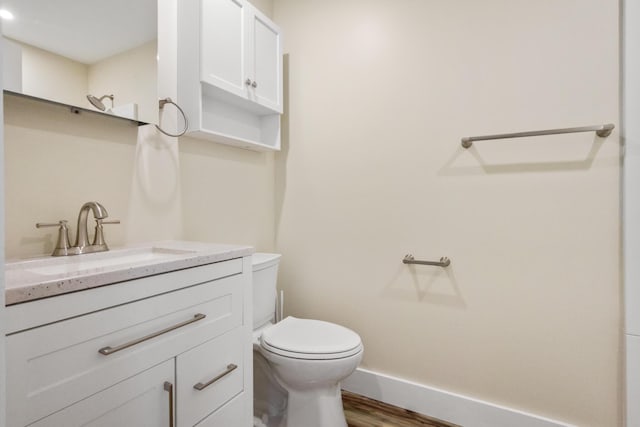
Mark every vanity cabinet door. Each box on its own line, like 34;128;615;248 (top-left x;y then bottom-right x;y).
29;360;175;427
201;0;251;98
177;327;245;426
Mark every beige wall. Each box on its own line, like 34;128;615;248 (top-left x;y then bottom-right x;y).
273;1;620;426
88;41;158;124
8;39;158;123
5;95;135;257
179;139;275;250
251;0;273;17
4;97;276;259
19;42;88;107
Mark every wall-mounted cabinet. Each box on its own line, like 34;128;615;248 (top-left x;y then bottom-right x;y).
174;0;283;151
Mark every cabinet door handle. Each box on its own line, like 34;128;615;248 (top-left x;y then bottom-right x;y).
164;381;175;427
193;364;238;391
98;313;207;355
245;78;252;86
251;81;258;88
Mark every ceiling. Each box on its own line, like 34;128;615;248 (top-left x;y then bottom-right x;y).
0;0;157;64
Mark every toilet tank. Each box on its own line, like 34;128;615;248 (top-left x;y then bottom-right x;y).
252;253;281;330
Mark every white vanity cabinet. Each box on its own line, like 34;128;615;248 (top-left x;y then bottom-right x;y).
166;0;283;151
5;256;253;427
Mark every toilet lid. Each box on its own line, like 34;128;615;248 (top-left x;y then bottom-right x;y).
261;317;362;359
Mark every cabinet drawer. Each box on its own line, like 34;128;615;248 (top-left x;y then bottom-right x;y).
177;327;245;426
196;392;247;427
7;258;243;334
7;273;244;426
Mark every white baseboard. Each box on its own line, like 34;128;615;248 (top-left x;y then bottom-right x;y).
342;368;574;427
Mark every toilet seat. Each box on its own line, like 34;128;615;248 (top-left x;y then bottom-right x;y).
260;317;362;360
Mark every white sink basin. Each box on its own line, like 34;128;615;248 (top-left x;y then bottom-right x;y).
4;240;253;306
16;247;196;277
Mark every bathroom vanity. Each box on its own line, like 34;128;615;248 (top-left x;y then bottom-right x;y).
4;241;254;427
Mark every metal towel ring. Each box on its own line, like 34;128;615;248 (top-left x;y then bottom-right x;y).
155;97;189;137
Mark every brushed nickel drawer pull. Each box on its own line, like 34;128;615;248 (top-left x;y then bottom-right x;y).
164;381;174;427
98;313;207;355
193;364;238;391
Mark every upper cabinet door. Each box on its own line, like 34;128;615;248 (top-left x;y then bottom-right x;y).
249;8;283;113
200;0;282;114
201;0;250;98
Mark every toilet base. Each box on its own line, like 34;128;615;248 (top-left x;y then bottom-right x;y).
253;316;363;427
254;349;356;427
285;386;348;427
254;352;287;427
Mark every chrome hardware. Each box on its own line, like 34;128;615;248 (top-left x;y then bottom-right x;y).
98;314;207;356
245;78;252;86
251;81;258;88
36;202;120;256
93;219;120;247
74;201;109;254
164;382;174;427
461;123;615;148
36;220;72;256
193;364;238;391
35;221;68;228
403;254;451;267
86;94;114;111
155;97;189;137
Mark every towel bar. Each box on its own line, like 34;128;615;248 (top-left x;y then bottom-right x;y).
403;254;451;267
461;123;614;148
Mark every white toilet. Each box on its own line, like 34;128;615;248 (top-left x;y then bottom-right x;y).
252;253;363;427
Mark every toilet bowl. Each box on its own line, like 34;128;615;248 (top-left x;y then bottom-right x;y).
252;253;363;427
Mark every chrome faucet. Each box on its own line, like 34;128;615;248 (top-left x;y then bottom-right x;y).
36;201;120;256
74;201;108;251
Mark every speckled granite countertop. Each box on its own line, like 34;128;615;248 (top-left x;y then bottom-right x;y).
5;240;254;305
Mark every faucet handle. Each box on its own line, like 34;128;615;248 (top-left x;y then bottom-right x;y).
93;219;120;247
36;220;72;256
36;220;68;228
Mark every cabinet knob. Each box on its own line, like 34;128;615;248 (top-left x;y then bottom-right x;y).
251;81;258;88
245;78;252;86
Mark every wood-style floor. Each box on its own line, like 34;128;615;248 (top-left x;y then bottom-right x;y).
343;391;460;427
